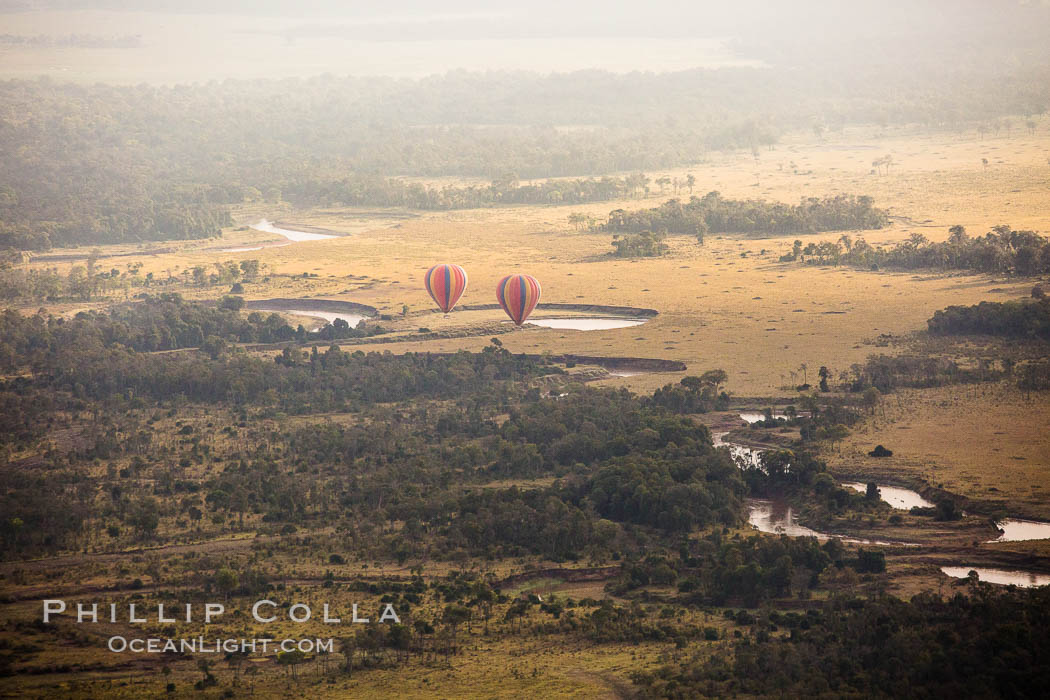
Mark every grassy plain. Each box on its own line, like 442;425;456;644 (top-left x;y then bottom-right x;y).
42;123;1046;389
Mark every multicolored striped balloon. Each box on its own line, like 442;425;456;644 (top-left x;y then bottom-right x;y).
424;264;468;314
496;274;541;326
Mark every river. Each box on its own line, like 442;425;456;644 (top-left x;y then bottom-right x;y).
940;566;1050;588
842;482;934;510
253;309;367;329
526;318;648;331
990;518;1050;542
250;219;337;242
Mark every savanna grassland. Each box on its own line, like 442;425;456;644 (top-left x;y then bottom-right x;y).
49;123;1047;394
4;120;1050;698
4;2;1050;695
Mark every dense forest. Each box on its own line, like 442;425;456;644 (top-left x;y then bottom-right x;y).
0;293;751;559
633;587;1050;698
928;296;1050;340
283;172;648;210
0;294;382;371
780;225;1050;275
603;193;889;241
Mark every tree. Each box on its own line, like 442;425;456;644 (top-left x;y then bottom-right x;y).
129;499;160;539
818;366;830;392
700;369;728;392
239;259;260;281
935;499;962;521
770;555;794;596
338;636;356;674
443;604;472;652
568;212;591;231
200;335;227;359
219;295;244;311
471;585;497;635
855;548;886;573
277;649;306;680
215;567;239;600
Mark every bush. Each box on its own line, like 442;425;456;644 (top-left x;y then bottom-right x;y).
935;499;962;521
855;549;886;573
868;445;893;457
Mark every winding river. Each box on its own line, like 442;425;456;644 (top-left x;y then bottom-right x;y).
716;430;1046;578
220;219;336;252
251;219;337;242
712;431;763;469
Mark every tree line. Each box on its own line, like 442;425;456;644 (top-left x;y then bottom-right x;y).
603;192;889;243
0;294;382;372
780;225;1050;275
284;172;650;210
633;587;1050;698
928;297;1050;340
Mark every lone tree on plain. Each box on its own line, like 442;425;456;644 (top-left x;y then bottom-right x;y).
862;387;881;414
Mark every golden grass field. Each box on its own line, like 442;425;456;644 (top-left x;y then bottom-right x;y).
45;126;1047;388
9;123;1050;697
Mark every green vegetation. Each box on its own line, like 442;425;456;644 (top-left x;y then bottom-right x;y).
0;298;759;559
0;294;381;371
611;232;669;258
781;225;1050;274
604;192;888;240
0;257;266;302
286;172;647;211
634;587;1050;698
928;297;1050;340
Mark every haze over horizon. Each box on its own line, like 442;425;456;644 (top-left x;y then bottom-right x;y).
1;0;1048;82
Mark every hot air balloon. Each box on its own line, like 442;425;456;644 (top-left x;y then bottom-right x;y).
424;264;468;314
496;274;541;326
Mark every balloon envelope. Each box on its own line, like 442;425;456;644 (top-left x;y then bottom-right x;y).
496;274;541;326
424;264;468;313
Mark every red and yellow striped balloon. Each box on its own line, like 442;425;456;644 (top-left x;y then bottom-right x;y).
424;264;468;314
496;274;541;326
